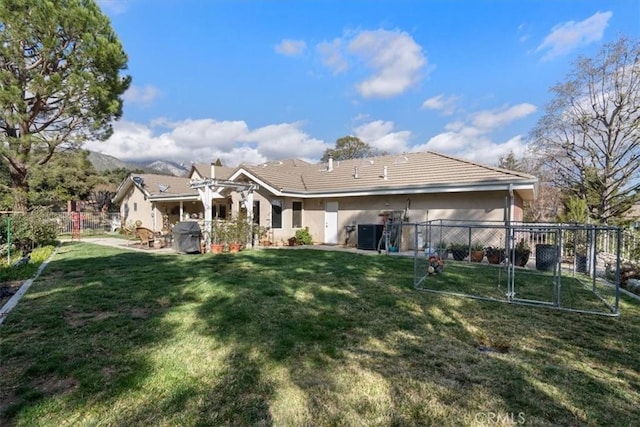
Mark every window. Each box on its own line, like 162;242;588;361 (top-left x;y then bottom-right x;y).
271;201;282;229
216;204;227;219
253;201;260;225
292;201;302;228
133;202;137;212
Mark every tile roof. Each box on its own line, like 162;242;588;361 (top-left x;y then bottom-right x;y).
239;151;537;195
114;151;538;203
189;163;235;179
134;174;198;197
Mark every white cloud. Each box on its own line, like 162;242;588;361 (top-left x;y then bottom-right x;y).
316;29;426;97
471;103;537;129
239;122;329;161
416;131;529;166
122;85;160;106
536;11;612;60
317;38;349;74
415;103;536;165
84;119;330;167
97;0;129;14
354;120;411;153
422;94;458;116
275;39;307;56
348;29;426;98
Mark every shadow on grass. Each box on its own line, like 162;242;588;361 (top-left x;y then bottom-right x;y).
0;242;639;425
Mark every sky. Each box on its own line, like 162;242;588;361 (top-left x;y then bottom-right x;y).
85;0;640;167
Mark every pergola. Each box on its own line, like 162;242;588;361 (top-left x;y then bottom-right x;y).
189;178;258;252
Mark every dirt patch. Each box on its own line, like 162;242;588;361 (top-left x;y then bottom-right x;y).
64;311;117;328
130;307;149;319
0;280;24;309
33;376;79;396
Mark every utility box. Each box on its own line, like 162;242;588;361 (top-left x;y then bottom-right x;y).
357;224;384;250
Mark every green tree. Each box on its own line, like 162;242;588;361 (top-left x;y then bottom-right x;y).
321;136;380;162
0;0;131;211
530;37;640;224
28;150;100;208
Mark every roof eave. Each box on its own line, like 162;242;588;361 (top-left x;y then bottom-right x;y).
276;180;538;199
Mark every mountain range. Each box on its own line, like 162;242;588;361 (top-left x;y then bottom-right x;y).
87;151;190;176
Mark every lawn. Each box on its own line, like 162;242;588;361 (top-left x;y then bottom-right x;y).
1;242;639;426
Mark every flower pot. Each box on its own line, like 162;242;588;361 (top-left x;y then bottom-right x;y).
470;250;484;263
576;253;587;273
210;243;224;254
535;244;558;271
228;243;241;253
509;250;531;267
287;237;297;246
486;249;505;265
451;248;468;261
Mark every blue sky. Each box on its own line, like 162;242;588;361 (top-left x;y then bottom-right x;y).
85;0;640;167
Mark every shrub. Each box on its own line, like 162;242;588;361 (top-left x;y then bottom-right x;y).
294;227;313;245
0;208;58;255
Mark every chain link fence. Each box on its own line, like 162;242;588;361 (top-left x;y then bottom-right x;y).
390;221;623;316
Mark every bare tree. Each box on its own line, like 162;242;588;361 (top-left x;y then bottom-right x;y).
531;37;640;223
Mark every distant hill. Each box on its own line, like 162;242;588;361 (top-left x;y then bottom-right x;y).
133;160;189;177
87;151;189;176
87;151;133;172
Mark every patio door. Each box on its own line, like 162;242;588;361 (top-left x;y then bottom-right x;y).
324;202;338;244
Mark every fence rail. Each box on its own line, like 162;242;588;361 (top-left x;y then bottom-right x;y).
408;221;623;316
52;212;121;234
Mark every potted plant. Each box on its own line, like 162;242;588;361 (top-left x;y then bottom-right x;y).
485;246;505;264
509;238;531;267
210;220;225;253
227;213;250;253
470;243;484;263
449;243;468;261
254;225;271;246
574;230;588;273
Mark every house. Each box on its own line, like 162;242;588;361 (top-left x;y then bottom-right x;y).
112;162;234;231
112;151;538;246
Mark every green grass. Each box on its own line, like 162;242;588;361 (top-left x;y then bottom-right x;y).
417;260;620;314
1;243;639;426
0;246;56;281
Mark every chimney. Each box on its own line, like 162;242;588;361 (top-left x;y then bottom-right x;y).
328;156;334;172
383;166;388;180
210;161;215;179
353;166;359;178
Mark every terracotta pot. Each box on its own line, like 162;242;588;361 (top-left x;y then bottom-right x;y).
229;243;242;253
210;243;224;254
486;249;505;264
470;250;484;263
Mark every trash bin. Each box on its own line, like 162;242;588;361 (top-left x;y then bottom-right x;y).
172;221;202;253
535;244;558;271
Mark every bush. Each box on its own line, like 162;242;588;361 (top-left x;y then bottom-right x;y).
294;227;313;245
0;208;59;255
